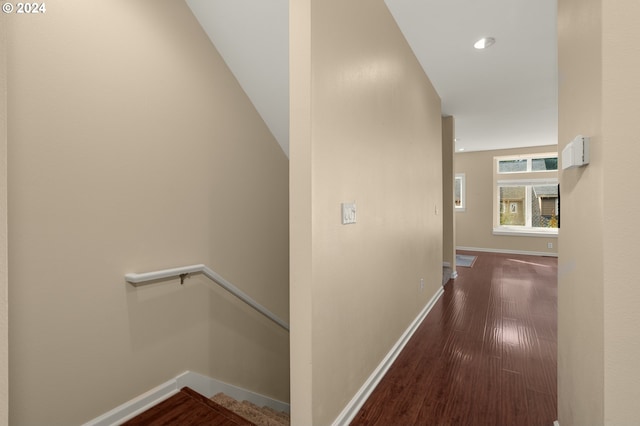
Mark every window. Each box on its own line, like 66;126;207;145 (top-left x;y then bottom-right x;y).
494;153;558;236
455;173;465;211
497;154;558;174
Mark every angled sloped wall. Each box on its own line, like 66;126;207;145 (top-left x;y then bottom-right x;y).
7;1;288;424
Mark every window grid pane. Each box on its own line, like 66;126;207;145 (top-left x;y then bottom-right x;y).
498;159;527;173
532;185;559;228
499;186;526;226
532;157;558;171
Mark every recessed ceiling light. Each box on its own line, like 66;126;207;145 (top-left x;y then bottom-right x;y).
474;37;496;49
458;148;465;151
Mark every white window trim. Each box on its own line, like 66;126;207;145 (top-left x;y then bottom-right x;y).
495;181;559;235
455;173;466;212
497;178;558;186
493;227;558;237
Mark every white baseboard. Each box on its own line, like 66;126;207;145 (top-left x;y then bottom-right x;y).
331;286;445;426
451;270;458;279
176;371;289;413
456;246;558;258
83;378;180;426
554;421;560;426
83;371;289;426
443;261;451;268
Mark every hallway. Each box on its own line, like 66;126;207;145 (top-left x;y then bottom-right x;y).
352;251;557;425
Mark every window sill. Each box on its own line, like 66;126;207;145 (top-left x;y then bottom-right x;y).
493;227;558;237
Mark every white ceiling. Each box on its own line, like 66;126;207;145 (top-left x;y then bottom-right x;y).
186;0;557;155
386;0;558;153
185;0;290;155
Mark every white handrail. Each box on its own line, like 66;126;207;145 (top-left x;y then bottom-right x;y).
125;264;289;331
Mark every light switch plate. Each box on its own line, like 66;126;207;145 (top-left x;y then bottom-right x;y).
342;202;356;225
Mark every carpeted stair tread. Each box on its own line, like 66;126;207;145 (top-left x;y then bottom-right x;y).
239;400;288;426
260;405;290;423
210;393;285;426
210;394;281;426
212;393;244;412
211;393;289;426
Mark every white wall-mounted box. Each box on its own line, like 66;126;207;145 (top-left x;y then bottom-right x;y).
562;135;590;169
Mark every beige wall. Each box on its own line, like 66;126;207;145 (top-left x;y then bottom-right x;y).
289;0;313;421
601;0;640;422
558;0;640;424
7;1;289;424
290;0;443;424
557;0;604;423
455;145;558;255
0;12;8;426
442;117;456;269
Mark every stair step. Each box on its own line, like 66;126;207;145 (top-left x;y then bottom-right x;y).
211;393;290;426
122;387;255;426
260;405;290;424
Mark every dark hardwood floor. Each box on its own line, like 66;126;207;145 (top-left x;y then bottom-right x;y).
122;387;255;426
351;251;557;426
